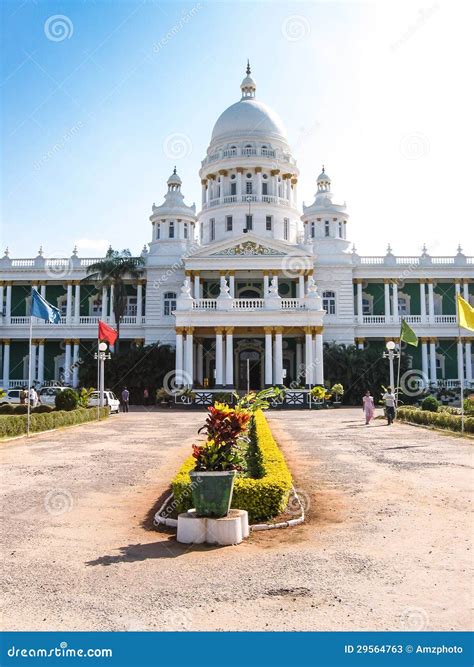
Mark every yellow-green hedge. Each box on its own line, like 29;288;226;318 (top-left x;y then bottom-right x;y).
0;407;109;439
397;407;474;434
171;410;293;522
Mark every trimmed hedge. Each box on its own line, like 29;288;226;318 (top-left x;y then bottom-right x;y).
0;407;109;439
398;407;474;434
171;410;293;522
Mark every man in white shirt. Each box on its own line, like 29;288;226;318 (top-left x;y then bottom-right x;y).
382;387;396;425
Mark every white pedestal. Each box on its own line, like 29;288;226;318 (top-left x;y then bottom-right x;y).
177;509;249;546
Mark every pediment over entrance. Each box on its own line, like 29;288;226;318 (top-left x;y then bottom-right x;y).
185;233;313;267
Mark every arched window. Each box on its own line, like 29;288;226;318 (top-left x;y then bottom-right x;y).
163;292;177;316
310;221;316;239
324;221;330;237
156;223;160;240
169;221;175;239
322;290;336;315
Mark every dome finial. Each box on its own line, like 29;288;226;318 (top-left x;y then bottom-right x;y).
322;165;325;173
173;166;177;175
246;59;251;76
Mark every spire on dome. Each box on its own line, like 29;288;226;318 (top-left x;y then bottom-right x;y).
317;165;331;192
167;167;182;190
240;62;256;99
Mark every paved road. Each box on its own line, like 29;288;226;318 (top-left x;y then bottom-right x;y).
0;408;471;631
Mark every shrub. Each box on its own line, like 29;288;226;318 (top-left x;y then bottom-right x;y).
0;404;15;414
12;404;28;415
421;395;439;412
463;398;474;416
55;388;79;411
331;383;344;400
32;405;54;414
172;410;293;522
0;407;109;439
397;407;474;434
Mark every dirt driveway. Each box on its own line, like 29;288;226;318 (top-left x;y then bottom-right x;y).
0;408;472;631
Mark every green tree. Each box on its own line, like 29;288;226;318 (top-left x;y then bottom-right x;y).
82;247;144;352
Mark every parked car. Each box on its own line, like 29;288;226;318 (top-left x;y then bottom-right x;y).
88;390;120;414
37;386;69;406
0;388;25;405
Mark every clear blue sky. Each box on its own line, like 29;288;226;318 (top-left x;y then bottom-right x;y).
1;0;472;258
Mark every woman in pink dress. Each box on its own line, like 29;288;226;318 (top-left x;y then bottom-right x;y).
362;390;375;425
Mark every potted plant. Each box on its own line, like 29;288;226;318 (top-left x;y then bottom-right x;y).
331;383;344;407
310;385;325;408
189;402;251;518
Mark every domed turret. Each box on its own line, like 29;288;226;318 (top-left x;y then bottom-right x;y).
301;167;350;256
240;60;256;99
149;168;197;254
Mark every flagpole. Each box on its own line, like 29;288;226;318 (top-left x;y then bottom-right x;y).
396;320;402;409
96;328;100;421
459;324;465;434
27;297;33;438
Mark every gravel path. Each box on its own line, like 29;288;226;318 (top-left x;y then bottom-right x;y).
0;408;472;631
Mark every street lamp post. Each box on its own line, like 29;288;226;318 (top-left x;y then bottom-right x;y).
383;340;400;392
94;341;111;411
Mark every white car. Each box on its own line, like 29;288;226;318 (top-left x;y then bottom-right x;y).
37;386;69;406
88;390;120;414
0;388;25;405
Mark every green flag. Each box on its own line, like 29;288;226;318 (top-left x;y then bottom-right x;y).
400;319;418;347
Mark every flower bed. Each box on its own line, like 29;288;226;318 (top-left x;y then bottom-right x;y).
0;407;109;439
171;409;293;522
397;406;474;434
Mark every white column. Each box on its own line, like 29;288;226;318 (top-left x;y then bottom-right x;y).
66;283;73;325
384;282;391;323
455;282;461;319
357;339;365;350
429;339;437;384
465;341;472;384
421;340;429;386
420;282;426;321
185;328;194;387
219;175;225;204
255;169;262;197
428;283;435;324
30;340;37;382
236;170;243;198
296;341;303;381
2;341;10;388
194;275;200;300
357;281;363;324
64;340;72;385
74;283;80;323
109;285;115;325
392;281;399;322
312;335;317;385
463;281;470;303
274;329;283;385
225;328;234;387
215;328;223;386
201;180;207;206
305;329;313;386
298;274;305;299
315;329;324;386
0;284;3;317
229;274;235;298
101;286;108;321
457;338;464;387
72;340;79;388
263;273;269;297
222;339;226;386
136;282;143;322
285;177;291;201
40;284;46;299
175;329;184;386
197;341;204;385
265;328;273;386
37;341;45;385
5;284;12;324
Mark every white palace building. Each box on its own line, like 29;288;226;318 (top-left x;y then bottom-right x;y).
1;66;473;392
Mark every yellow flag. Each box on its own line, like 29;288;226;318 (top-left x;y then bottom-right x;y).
457;294;474;331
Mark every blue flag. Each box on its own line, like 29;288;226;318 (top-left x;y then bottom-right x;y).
30;288;61;324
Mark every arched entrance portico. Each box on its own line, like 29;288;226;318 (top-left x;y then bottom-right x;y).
236;340;264;390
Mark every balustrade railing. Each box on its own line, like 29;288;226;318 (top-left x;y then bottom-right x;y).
231;298;264;310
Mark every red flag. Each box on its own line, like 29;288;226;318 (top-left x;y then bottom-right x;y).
98;320;118;346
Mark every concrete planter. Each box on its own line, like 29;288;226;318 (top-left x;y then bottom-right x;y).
189;470;237;518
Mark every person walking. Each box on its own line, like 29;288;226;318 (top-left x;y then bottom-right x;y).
143;388;149;406
362;390;375;425
121;387;130;413
29;386;38;408
382;387;396;425
20;386;27;405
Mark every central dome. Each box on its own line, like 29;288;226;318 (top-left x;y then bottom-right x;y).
211;98;288;144
210;64;288;146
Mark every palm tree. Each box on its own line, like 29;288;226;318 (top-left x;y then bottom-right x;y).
83;247;145;353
